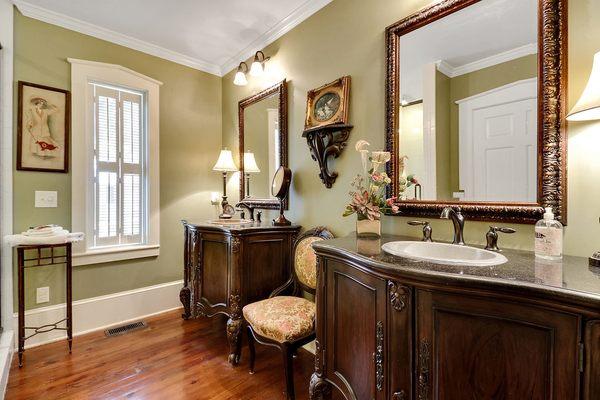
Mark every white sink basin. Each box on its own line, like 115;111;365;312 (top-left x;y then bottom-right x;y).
208;219;253;225
381;241;507;267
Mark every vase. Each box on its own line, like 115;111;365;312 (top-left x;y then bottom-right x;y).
356;216;381;238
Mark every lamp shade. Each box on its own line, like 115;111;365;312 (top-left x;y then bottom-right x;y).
243;151;260;173
233;70;247;86
213;149;238;172
249;60;264;77
567;51;600;121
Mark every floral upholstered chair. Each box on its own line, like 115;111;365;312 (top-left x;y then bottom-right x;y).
243;226;334;400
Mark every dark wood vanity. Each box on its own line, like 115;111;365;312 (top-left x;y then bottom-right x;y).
309;235;600;400
180;220;300;364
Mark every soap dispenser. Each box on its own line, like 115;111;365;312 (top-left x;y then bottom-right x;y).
535;207;563;261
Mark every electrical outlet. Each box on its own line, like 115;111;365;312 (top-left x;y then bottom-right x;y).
35;191;58;208
36;287;50;304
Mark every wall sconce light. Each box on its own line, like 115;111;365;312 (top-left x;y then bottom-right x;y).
249;51;270;77
233;62;248;86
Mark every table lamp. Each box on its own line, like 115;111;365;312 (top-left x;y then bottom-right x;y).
566;51;600;266
213;149;238;218
243;151;260;197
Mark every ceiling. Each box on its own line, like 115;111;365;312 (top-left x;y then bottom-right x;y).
13;0;332;76
400;0;537;102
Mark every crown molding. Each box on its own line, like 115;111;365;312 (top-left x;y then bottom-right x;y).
436;43;538;78
219;0;332;75
13;0;222;76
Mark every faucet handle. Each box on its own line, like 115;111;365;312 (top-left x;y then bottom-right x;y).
485;226;516;251
408;220;433;242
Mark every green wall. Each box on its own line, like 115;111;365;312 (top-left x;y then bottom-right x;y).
13;10;222;310
222;0;600;258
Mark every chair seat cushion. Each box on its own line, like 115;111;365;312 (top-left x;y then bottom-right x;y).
243;296;316;343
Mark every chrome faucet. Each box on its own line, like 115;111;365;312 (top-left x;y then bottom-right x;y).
441;207;465;245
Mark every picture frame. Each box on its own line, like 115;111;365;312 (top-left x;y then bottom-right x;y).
17;81;70;173
304;76;350;130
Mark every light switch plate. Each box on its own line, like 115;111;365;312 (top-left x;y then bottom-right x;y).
35;191;58;208
36;287;50;304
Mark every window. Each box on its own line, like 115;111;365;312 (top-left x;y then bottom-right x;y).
91;83;146;248
70;59;161;266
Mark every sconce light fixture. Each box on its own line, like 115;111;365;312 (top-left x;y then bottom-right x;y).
233;62;249;86
249;51;270;77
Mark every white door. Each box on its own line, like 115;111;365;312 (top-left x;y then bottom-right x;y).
458;78;537;202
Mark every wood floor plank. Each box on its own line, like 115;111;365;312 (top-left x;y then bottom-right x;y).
6;309;314;399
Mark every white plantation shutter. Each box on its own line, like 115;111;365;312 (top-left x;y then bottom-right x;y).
92;83;145;248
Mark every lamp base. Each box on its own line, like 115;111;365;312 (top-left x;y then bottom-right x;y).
272;215;291;226
219;197;234;219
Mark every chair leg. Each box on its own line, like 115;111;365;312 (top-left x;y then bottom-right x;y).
247;326;256;374
282;344;295;400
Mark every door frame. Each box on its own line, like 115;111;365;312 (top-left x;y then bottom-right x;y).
457;78;538;201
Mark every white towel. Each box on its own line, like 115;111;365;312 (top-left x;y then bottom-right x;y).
4;232;84;247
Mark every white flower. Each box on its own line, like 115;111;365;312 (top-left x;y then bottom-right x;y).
355;140;370;152
371;151;391;172
355;140;370;176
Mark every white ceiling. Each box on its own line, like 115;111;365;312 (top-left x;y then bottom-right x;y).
400;0;537;101
13;0;332;76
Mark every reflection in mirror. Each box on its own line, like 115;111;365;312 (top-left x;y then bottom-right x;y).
243;94;280;199
397;0;538;203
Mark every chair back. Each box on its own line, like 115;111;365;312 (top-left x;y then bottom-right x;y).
293;226;334;294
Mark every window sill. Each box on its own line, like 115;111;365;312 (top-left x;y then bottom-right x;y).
73;244;160;266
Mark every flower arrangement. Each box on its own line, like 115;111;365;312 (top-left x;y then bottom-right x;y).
343;140;400;221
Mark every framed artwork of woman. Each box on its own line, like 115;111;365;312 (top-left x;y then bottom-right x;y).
17;81;70;172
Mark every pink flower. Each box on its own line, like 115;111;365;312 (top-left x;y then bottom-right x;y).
386;197;397;206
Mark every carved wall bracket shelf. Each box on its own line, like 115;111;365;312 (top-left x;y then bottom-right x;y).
302;123;353;188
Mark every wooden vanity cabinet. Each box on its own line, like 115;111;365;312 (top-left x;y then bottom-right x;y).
311;254;590;400
180;221;300;365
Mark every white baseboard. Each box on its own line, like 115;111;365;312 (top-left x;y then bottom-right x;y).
0;330;14;399
12;280;183;349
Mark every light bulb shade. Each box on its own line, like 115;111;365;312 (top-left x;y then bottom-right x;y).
243;151;260;173
233;70;248;86
213;149;238;172
249;60;264;77
567;51;600;121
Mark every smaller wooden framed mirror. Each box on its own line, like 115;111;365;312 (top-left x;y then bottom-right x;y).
238;80;288;209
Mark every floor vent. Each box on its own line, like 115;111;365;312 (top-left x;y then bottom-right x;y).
105;321;147;337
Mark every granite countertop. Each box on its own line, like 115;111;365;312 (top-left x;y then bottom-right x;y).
182;219;300;233
313;234;600;307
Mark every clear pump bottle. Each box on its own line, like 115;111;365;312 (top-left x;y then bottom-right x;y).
534;207;563;261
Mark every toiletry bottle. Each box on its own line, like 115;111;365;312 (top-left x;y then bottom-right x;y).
535;207;563;261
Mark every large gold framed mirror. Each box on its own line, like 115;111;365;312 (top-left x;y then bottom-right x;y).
238;79;288;209
385;0;567;223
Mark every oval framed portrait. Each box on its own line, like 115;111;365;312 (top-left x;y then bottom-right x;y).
304;76;350;130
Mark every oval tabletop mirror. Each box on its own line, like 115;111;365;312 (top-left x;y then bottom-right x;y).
385;0;567;224
238;79;288;210
271;166;292;226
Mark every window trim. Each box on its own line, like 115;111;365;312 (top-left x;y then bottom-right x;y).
69;58;162;266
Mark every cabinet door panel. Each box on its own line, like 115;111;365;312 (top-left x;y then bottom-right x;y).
326;261;386;400
201;240;229;305
416;290;580;400
245;236;287;303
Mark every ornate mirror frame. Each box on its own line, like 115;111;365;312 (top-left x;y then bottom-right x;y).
238;79;288;210
385;0;568;224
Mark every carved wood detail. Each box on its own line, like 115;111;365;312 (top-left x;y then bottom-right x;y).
238;80;288;210
389;281;410;312
375;320;384;391
309;373;331;400
226;293;243;365
302;124;353;188
385;0;567;224
418;339;430;400
392;391;407;400
231;236;241;253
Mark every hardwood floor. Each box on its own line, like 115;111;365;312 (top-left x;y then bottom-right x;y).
6;309;314;399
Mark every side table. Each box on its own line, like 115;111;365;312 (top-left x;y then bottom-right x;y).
17;242;73;367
